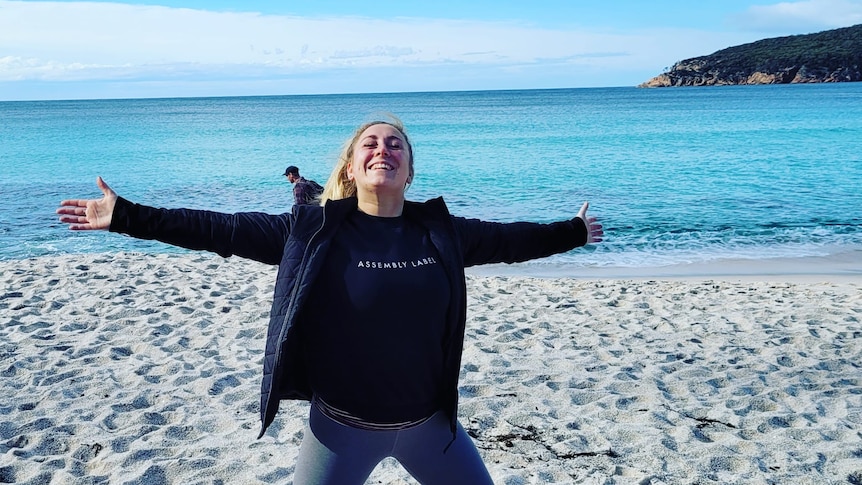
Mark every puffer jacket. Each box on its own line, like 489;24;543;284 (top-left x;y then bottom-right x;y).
109;195;589;439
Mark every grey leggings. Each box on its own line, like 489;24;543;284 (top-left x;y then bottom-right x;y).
293;402;494;485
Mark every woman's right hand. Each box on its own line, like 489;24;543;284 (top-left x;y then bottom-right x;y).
57;176;118;231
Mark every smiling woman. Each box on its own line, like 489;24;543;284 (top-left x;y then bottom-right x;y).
321;120;415;217
54;113;602;484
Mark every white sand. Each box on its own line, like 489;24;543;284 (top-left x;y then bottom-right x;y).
1;253;860;484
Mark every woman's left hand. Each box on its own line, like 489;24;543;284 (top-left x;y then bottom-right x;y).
577;202;603;244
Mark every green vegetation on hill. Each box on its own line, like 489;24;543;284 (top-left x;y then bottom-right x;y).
640;24;862;87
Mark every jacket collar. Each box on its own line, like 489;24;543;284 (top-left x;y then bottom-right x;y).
321;196;450;222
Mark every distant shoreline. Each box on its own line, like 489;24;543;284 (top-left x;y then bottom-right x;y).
466;248;862;283
7;250;859;284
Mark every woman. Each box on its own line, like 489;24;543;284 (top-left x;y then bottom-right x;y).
57;116;603;484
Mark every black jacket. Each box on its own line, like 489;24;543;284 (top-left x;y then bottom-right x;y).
110;196;589;438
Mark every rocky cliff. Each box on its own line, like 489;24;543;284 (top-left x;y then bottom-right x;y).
640;24;862;87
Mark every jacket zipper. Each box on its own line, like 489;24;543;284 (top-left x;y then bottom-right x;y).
261;209;327;432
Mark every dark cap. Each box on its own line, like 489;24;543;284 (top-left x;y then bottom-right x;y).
284;165;299;176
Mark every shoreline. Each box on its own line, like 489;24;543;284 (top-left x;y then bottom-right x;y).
5;248;861;283
466;249;862;284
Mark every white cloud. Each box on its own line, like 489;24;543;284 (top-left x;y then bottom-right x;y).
0;0;759;86
730;0;862;32
5;0;858;99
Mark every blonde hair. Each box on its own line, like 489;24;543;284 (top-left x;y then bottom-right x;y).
319;115;414;204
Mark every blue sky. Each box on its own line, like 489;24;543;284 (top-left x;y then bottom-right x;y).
2;0;861;100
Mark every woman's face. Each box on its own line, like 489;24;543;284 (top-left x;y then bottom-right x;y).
347;123;412;196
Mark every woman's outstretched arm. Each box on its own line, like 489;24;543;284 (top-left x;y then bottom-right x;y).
57;176;291;265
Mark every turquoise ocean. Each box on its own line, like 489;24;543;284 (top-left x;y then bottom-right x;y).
1;84;861;274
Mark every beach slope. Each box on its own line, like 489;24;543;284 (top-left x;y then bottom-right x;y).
1;254;860;484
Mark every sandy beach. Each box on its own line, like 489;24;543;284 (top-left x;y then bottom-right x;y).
1;252;860;484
